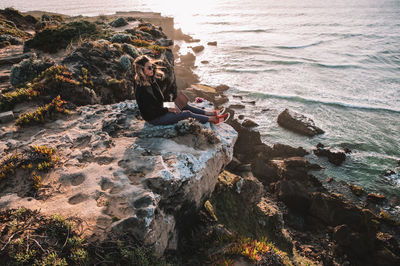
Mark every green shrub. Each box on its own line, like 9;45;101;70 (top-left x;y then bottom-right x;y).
24;20;103;53
10;56;54;87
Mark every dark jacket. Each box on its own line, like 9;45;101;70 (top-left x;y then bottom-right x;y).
134;81;168;121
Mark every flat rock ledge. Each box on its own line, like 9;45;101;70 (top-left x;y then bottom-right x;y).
0;100;237;256
277;108;324;137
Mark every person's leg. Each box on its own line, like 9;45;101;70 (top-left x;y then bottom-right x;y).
182;104;206;115
150;110;209;125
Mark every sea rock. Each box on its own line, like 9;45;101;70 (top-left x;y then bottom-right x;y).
242;119;259;128
277;108;324;136
270;143;308;158
313;143;346;166
191;45;204;53
207;41;217;46
229;104;245;109
0;100;238;256
349;184;363;196
367;193;386;204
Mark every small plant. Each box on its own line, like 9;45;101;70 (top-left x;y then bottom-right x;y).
0;87;41;111
78;67;94;87
70;248;88;264
31;171;42;190
39;252;68;266
0;154;20;180
16;96;70;126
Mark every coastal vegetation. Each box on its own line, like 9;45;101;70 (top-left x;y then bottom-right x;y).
16;96;70;126
24;20;105;53
0;145;58;194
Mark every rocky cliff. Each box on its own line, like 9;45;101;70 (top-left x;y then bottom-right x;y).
0;100;237;256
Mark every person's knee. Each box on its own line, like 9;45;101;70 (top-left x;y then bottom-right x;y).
182;110;191;118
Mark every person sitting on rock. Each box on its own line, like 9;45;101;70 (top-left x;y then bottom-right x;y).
133;55;229;125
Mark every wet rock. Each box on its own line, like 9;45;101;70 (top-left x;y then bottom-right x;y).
271;143;308;158
191;45;204;53
242;119;259;128
207;41;217;46
179;52;196;66
229;104;245;109
238;115;244;120
200;60;209;64
313;143;346;166
215;84;229;92
242;100;256;104
109;17;128;27
326;177;334;183
367;193;386;204
277;108;324;136
349;184;363;196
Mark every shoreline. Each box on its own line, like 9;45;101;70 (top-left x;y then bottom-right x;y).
1;8;399;265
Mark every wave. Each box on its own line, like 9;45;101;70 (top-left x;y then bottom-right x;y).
312;63;362;69
225;69;278;73
205;21;233;25
254;59;304;66
217;29;271;34
247;92;400;114
275;41;323;49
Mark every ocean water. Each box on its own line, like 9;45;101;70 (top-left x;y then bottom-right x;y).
2;0;400;209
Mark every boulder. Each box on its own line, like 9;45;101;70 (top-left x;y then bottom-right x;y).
277;108;324;136
313;143;346;166
242;119;258;128
191;45;205;53
207;41;217;46
0;100;238;256
274;180;311;214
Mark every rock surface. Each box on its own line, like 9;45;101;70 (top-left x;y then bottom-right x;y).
277;108;324;136
0;100;237;256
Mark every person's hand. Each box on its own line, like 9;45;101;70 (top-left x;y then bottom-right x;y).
168;107;180;113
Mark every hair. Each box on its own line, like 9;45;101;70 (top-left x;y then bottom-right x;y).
134;55;165;86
